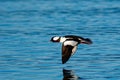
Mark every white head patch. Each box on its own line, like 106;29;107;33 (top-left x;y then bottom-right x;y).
53;37;60;41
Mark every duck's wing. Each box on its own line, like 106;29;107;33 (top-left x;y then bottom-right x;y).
62;40;78;64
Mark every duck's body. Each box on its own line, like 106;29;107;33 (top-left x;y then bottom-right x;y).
51;35;92;64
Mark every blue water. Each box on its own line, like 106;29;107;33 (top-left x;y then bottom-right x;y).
0;0;120;80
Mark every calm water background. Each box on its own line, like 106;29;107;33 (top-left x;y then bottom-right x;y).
0;0;120;80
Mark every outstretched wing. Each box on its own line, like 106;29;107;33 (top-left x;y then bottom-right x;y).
62;40;78;64
62;45;73;64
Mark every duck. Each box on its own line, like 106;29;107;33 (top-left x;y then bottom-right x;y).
51;35;92;64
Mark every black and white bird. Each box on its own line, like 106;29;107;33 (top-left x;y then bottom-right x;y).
50;35;92;64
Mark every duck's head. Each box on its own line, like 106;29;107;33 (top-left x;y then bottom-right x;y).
50;36;60;42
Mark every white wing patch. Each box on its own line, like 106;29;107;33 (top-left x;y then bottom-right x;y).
64;41;78;46
72;46;77;55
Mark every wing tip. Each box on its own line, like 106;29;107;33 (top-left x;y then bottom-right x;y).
62;59;68;64
62;61;65;64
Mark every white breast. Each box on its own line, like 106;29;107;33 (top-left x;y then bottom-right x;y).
64;41;78;46
60;37;67;43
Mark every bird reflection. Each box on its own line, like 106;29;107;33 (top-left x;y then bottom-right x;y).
63;69;82;80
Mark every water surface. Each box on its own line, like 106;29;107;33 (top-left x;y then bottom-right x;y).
0;0;120;80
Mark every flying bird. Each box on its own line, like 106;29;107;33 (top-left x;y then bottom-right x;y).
51;35;92;64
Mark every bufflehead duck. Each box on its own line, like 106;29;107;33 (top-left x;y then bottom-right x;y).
51;35;92;64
